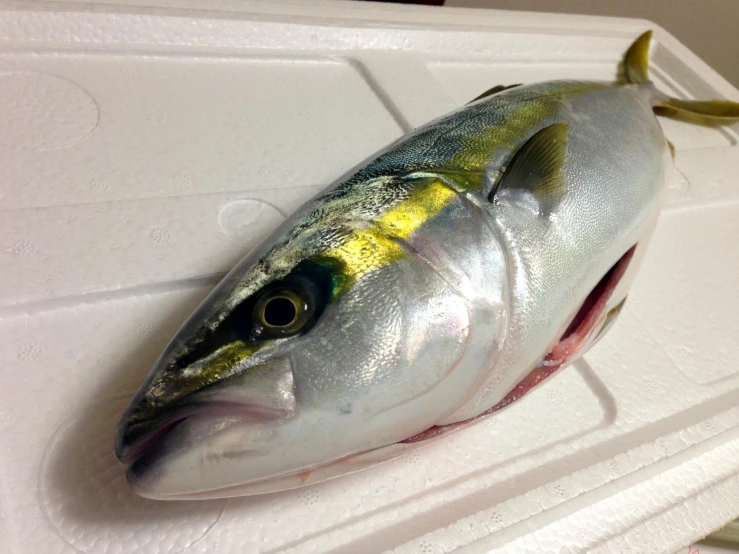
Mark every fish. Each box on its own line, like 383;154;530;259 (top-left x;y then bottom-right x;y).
115;31;739;500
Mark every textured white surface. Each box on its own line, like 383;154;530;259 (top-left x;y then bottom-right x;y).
1;1;739;552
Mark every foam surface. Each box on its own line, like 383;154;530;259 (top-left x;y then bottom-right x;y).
1;1;738;552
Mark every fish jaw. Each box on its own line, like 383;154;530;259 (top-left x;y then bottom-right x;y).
129;440;425;500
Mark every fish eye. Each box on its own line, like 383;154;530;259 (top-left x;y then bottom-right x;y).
263;296;297;327
254;288;310;337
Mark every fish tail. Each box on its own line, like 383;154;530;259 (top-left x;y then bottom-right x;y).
622;30;739;123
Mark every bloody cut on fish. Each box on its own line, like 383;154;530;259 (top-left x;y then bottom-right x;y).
115;32;739;499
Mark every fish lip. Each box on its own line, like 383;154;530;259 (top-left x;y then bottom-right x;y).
116;401;290;467
116;414;186;466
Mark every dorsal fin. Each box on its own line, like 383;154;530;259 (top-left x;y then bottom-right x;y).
468;84;522;104
489;122;569;216
623;30;651;84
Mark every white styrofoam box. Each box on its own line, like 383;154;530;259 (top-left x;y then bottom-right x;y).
1;1;738;553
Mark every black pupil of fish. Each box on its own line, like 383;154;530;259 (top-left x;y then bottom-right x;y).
264;296;297;327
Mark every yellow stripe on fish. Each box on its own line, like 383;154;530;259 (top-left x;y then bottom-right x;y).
177;181;459;398
450;82;605;183
148;341;259;406
323;179;458;283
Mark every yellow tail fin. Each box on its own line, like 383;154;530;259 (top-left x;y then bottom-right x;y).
623;30;739;122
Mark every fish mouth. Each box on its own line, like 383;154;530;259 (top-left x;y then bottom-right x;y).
116;413;187;467
402;244;637;444
116;401;289;467
117;354;296;474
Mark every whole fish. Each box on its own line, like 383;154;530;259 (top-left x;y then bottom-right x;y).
116;32;739;499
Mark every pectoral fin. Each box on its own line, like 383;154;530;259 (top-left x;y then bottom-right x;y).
468;84;521;104
489;122;569;216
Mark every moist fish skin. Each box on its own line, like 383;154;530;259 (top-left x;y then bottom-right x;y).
115;32;739;499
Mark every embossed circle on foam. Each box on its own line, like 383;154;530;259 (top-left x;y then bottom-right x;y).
218;198;285;239
0;72;99;150
40;396;226;554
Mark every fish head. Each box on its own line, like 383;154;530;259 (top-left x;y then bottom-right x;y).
115;178;509;499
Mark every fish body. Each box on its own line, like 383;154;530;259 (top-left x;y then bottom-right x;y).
115;33;739;499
